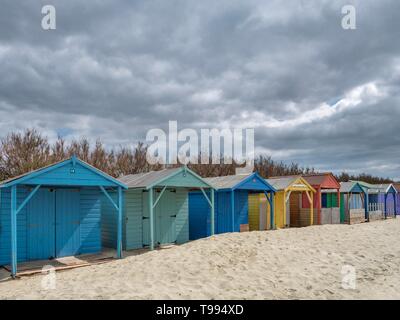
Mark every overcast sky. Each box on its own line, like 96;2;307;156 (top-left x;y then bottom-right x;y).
1;1;399;179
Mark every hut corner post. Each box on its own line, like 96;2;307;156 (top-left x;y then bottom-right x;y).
211;189;215;235
117;186;123;258
149;187;155;250
11;185;17;277
365;191;370;222
264;191;274;230
200;187;214;236
394;194;397;218
231;190;235;232
317;187;321;225
384;193;388;219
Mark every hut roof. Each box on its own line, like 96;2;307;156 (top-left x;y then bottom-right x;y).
302;173;340;189
0;156;127;189
119;166;212;189
266;175;315;192
204;172;276;192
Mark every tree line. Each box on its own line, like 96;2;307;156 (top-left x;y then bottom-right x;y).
0;129;394;184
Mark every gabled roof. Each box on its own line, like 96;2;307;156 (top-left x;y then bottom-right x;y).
267;175;315;193
371;183;397;194
340;181;366;193
352;181;397;194
119;166;213;189
204;172;275;192
352;180;374;189
302;173;340;189
0;156;127;189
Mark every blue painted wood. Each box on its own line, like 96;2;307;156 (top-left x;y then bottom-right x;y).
1;158;126;189
27;188;56;260
350;183;364;193
235;190;249;230
384;194;388;219
100;186;118;211
100;190;118;248
0;157;123;274
215;191;230;234
233;173;275;191
56;189;80;257
386;185;397;194
16;185;41;215
189;192;211;240
0;188;28;266
188;172;275;240
349;194;363;209
11;185;17;276
117;187;123;258
210;189;215;235
231;191;235;232
79;188;101;255
190;189;250;236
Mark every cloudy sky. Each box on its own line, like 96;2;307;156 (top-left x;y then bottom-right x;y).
1;0;399;179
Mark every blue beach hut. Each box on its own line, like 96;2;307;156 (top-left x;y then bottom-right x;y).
0;156;127;277
189;172;276;240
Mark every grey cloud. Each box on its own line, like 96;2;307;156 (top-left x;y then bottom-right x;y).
0;0;399;178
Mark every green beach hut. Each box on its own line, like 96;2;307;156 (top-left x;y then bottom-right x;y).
101;166;214;251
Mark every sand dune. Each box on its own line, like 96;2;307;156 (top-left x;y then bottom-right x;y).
1;219;400;299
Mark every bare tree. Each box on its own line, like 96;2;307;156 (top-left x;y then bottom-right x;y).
0;129;51;180
0;129;394;183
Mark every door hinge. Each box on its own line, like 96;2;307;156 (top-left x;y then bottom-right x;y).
142;216;149;220
170;214;177;218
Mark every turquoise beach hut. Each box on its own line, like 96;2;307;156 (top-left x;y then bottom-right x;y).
102;166;214;250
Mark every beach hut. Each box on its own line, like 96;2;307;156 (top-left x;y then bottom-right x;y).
189;172;275;240
326;182;369;224
301;173;341;225
249;176;315;229
354;182;397;220
357;182;397;220
394;183;400;215
102;166;214;250
0;156;127;277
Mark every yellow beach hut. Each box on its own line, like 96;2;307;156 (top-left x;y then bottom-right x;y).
249;176;316;230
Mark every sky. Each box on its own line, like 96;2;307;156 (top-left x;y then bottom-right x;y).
0;0;399;179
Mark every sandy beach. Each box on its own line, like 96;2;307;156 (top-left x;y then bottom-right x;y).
1;219;399;300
